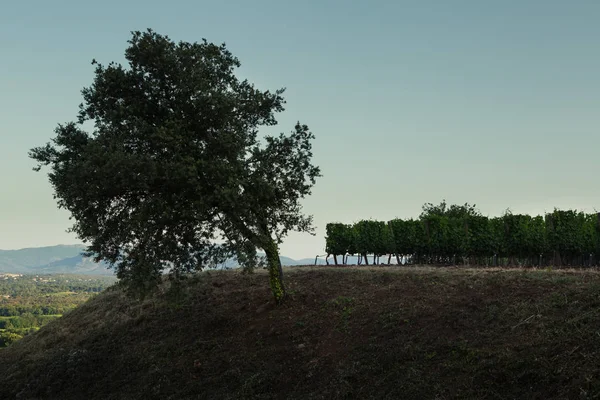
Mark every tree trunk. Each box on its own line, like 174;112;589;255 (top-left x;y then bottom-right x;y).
396;254;401;265
263;238;286;304
362;253;369;265
333;254;339;265
387;254;392;264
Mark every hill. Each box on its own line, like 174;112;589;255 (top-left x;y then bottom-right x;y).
2;266;600;399
0;245;112;275
0;245;320;275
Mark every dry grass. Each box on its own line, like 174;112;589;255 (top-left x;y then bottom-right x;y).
2;266;600;399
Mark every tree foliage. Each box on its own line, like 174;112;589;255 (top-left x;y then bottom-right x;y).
324;202;600;267
420;200;481;219
325;223;354;264
29;30;320;303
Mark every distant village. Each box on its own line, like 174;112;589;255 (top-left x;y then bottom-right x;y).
0;273;22;279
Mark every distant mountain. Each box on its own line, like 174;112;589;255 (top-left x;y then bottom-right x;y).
0;245;112;275
33;255;113;275
211;254;317;269
0;245;318;275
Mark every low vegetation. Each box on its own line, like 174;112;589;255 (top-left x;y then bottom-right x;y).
2;266;600;399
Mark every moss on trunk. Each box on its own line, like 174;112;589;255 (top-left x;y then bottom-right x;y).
263;238;286;304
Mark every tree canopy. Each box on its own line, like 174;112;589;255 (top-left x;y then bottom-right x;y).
29;29;321;303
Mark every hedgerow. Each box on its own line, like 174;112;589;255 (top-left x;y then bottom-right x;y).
325;202;600;266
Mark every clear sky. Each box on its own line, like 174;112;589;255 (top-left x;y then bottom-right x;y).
1;0;599;258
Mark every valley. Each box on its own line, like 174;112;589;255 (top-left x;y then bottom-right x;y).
0;273;117;347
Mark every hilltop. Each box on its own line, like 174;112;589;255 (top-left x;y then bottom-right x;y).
2;266;600;399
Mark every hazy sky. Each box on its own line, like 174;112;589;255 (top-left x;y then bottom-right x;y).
1;0;599;258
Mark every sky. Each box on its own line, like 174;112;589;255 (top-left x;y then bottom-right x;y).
1;0;599;258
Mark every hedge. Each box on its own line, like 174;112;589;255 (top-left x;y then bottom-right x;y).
324;203;600;266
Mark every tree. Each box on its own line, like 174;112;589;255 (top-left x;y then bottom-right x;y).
325;223;353;265
388;218;413;263
378;222;395;264
29;30;320;304
465;215;493;260
0;330;23;347
353;220;384;265
420;200;481;219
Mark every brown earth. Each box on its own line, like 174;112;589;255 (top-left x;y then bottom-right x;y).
2;266;600;399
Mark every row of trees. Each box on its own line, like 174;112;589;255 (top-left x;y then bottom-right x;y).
0;275;116;298
325;202;600;267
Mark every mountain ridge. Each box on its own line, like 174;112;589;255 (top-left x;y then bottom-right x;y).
0;244;321;275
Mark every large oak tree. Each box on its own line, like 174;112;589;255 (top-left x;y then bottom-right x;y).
29;30;320;303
